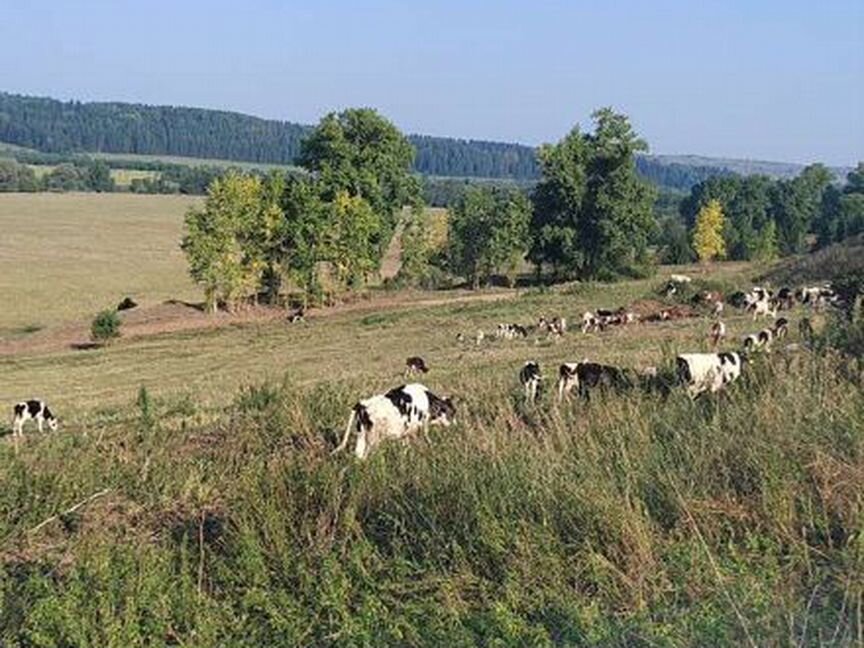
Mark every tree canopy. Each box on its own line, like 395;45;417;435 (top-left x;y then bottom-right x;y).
529;108;656;279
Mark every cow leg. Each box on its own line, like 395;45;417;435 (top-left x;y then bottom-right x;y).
37;417;43;433
354;428;368;460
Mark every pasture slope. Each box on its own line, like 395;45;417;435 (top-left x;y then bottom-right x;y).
0;195;861;646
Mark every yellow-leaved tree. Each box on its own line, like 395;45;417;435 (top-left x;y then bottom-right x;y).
691;199;727;263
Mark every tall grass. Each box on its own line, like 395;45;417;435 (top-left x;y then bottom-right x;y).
0;350;861;646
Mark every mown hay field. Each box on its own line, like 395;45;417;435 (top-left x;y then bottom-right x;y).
0;192;201;335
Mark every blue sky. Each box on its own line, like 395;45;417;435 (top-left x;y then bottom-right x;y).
2;0;862;165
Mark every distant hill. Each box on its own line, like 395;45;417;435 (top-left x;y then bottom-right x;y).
0;92;848;188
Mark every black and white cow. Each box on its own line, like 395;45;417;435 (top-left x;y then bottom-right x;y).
797;285;837;310
11;400;58;437
746;287;777;320
333;384;455;459
539;316;567;337
519;361;542;403
581;311;603;334
743;327;774;353
405;356;430;377
496;323;529;340
556;361;632;401
676;352;744;399
776;287;795;311
772;317;789;340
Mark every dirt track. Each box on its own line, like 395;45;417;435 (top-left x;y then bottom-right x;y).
0;289;519;357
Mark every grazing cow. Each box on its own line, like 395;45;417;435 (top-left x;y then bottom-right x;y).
556;361;632;401
709;320;726;350
748;297;777;321
665;282;678;298
405;356;429;377
334;384;455;459
772;317;789;340
743;328;774;353
538;316;566;337
519;361;542;403
11;400;58;437
676;352;744;399
496;323;529;340
287;306;305;323
797;285;837;311
776;287;795;310
581;311;602;334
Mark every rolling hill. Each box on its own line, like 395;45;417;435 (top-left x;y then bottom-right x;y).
0;92;851;189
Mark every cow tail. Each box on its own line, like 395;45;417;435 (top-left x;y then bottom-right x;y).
333;408;356;455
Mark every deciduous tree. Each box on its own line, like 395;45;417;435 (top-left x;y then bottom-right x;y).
692;199;726;262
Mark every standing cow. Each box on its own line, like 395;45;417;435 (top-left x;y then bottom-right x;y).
334;384;455;460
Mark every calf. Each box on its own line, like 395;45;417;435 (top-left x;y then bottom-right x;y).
11;400;58;438
556;361;632;401
405;356;429;377
676;352;743;399
334;384;455;460
519;361;542;403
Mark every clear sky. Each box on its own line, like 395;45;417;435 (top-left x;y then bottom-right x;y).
2;0;862;165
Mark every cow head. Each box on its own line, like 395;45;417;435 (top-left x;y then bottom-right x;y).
430;395;456;427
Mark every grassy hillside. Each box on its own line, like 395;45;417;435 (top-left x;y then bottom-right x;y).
0;284;860;645
0;191;860;645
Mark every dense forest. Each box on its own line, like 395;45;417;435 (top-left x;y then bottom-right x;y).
0;92;754;189
0;92;540;180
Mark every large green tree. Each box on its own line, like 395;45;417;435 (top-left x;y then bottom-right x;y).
181;172;266;312
529;109;656;279
448;186;531;288
299;108;420;233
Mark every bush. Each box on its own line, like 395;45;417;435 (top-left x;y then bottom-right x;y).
90;309;122;342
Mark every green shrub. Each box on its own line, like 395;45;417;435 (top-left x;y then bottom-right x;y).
90;309;121;342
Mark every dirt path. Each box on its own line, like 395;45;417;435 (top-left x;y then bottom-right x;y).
0;289;519;358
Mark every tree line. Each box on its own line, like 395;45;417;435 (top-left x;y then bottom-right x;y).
0;92;537;179
659;163;864;263
182;107;667;308
1;92;755;189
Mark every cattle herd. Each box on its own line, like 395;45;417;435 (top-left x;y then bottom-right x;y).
333;276;842;459
9;276;844;462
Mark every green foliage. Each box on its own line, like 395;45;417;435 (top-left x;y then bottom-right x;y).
90;309;121;342
447;186;531;288
815;163;864;247
529;108;657;280
299;108;420;232
181;172;266;312
656;216;694;264
0;159;38;192
396;209;437;287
